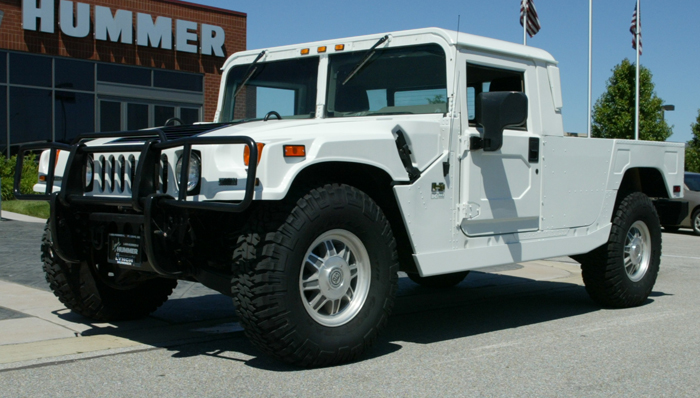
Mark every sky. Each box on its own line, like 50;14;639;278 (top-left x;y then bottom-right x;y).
195;0;698;143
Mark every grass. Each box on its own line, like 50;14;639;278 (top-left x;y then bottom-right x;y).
1;200;50;219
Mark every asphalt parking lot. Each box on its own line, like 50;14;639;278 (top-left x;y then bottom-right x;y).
1;213;700;397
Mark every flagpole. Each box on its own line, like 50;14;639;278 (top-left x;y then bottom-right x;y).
587;0;592;138
635;0;640;140
523;1;528;45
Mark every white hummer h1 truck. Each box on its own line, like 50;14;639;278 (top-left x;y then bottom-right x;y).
15;28;687;367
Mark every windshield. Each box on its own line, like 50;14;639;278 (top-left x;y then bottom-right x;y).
327;44;447;117
220;57;319;122
686;173;700;191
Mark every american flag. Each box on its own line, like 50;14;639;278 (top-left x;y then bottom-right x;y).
630;3;642;55
520;0;541;38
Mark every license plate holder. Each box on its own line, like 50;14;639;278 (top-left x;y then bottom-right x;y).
108;234;142;267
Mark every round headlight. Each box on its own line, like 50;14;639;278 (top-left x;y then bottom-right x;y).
85;156;94;188
176;152;201;192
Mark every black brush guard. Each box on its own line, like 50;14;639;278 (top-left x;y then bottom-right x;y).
13;127;258;276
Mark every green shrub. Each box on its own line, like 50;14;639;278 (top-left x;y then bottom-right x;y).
1;154;39;201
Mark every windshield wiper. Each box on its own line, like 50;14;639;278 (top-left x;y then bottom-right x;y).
233;50;267;99
342;35;389;86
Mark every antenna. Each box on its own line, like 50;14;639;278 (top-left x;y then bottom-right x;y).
452;15;460;119
444;15;461;177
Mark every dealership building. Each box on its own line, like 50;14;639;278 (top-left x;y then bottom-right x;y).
0;0;246;156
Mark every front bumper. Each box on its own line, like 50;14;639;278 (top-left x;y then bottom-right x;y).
14;128;259;275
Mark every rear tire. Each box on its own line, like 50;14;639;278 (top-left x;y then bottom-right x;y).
580;192;661;308
407;271;469;288
231;184;399;367
42;221;177;321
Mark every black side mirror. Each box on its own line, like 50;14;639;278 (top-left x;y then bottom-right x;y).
475;91;528;152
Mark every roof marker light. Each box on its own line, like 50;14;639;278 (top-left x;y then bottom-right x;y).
317;46;327;53
301;48;310;55
335;44;345;51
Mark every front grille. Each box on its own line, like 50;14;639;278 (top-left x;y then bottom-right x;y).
93;154;137;195
91;153;170;196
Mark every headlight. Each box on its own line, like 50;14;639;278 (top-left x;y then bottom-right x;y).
85;155;94;189
176;152;201;193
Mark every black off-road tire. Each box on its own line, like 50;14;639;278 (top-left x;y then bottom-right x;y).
231;184;399;367
580;192;661;308
407;271;470;288
42;221;177;321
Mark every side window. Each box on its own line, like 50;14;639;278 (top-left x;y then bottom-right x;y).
467;63;525;126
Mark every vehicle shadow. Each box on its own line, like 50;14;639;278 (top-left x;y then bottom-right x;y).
51;271;658;372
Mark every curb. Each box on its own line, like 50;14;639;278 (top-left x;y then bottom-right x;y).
0;211;47;224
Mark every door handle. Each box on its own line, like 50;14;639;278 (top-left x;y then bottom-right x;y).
528;137;539;163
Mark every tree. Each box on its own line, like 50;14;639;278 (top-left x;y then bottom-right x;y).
685;110;700;173
592;59;672;141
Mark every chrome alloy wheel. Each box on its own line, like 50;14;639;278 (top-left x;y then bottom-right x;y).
624;220;652;282
299;229;371;327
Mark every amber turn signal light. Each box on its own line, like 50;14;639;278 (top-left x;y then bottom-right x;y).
244;143;265;166
284;145;306;157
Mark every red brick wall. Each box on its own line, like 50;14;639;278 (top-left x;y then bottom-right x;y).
0;0;247;121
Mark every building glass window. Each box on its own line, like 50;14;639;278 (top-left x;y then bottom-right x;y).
0;52;6;84
56;59;94;92
180;107;200;124
98;64;151;86
2;51;204;151
154;105;175;126
127;103;149;130
10;53;52;87
154;70;203;92
10;87;52;143
99;101;121;132
0;86;7;153
55;92;95;143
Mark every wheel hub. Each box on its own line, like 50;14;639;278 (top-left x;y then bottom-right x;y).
319;257;351;299
629;236;644;266
299;230;371;327
624;221;651;282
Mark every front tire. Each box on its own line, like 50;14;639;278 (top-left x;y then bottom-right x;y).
42;221;177;321
581;192;661;308
232;184;399;367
